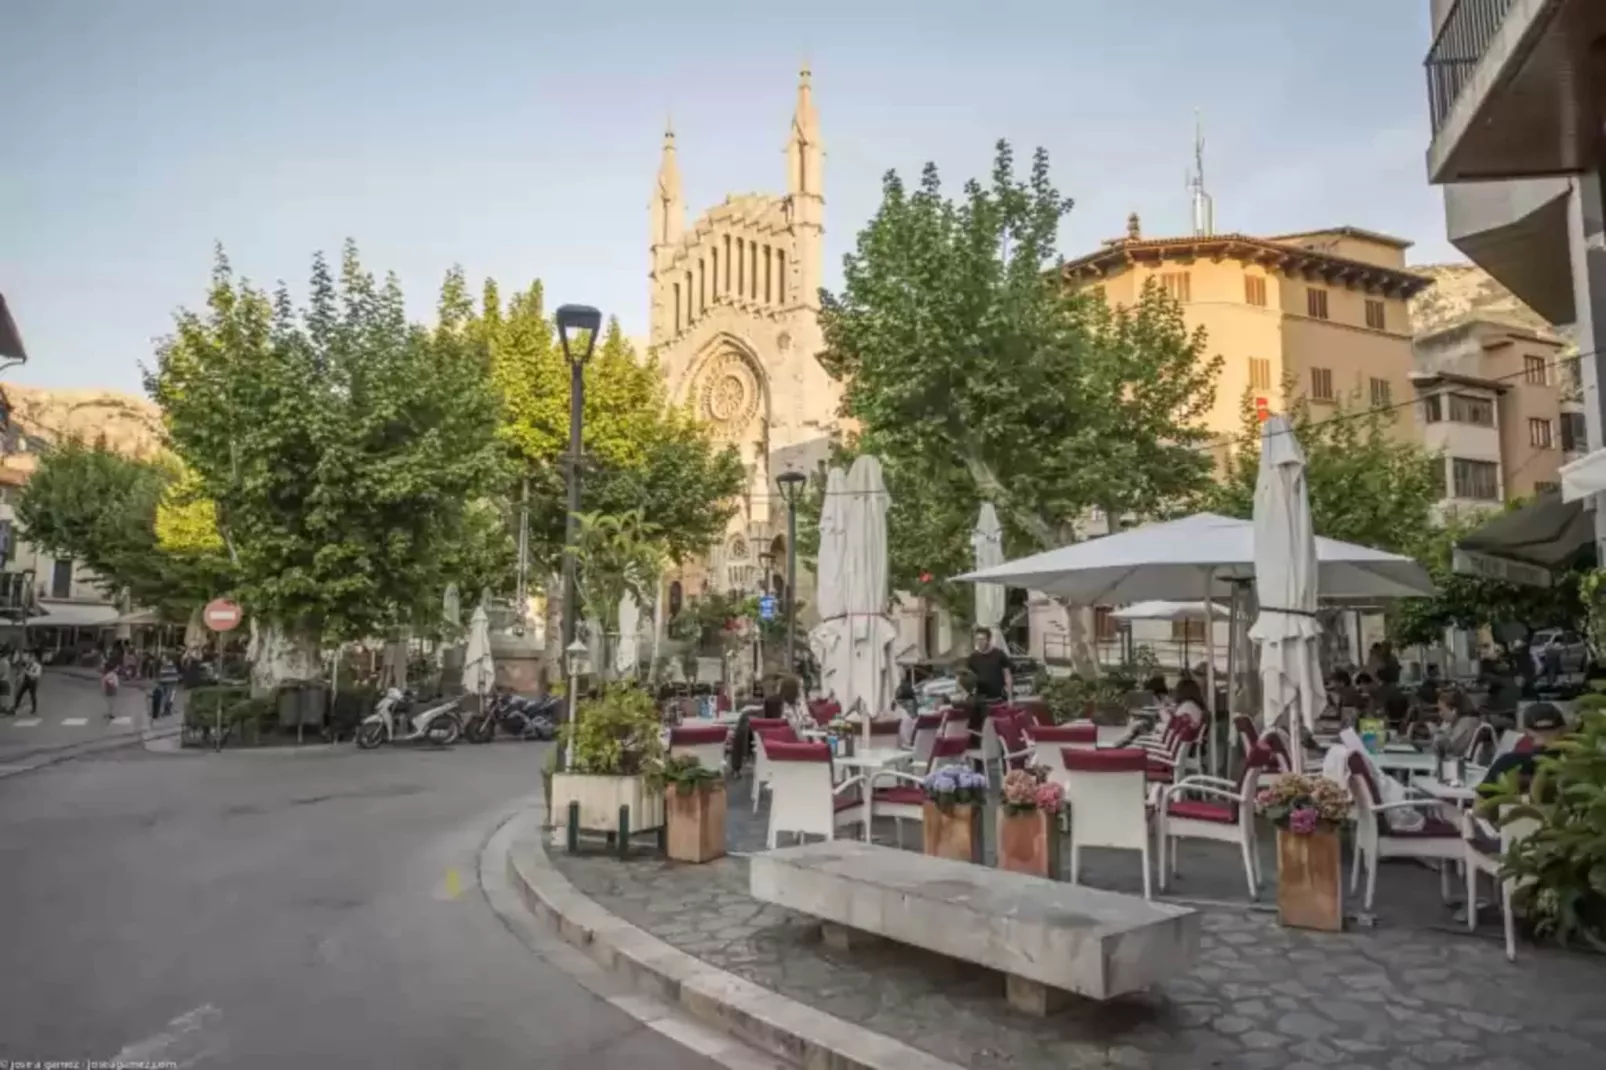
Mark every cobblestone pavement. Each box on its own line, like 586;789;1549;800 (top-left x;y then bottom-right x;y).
553;775;1606;1070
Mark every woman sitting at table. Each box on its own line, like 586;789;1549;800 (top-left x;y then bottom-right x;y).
1170;677;1208;728
1419;686;1483;757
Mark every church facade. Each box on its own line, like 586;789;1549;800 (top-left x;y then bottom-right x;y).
646;68;843;621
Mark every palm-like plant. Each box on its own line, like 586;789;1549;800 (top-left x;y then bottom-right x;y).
572;508;664;677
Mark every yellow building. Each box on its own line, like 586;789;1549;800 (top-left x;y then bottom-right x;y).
1060;216;1436;451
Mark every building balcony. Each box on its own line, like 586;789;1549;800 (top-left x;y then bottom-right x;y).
1444;177;1574;324
1425;0;1606;185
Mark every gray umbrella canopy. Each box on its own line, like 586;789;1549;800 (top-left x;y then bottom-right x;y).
1456;491;1594;572
0;294;26;363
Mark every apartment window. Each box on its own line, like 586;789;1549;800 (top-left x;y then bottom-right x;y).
1524;355;1548;385
1248;357;1271;392
1535;482;1560;495
1364;299;1386;330
1448;392;1495;427
1369;377;1391;408
1160;272;1192;303
1562;411;1587;452
1529;417;1554;449
1243;275;1267;307
1310;366;1334;402
1564;356;1582;394
1093;606;1118;642
1171;618;1205;644
1451;458;1500;502
1306;287;1329;320
1422;394;1443;423
50;559;73;599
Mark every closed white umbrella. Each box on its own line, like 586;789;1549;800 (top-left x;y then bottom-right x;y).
839;455;897;747
971;503;1007;650
807;467;849;699
1248;416;1323;772
614;592;641;677
462;605;496;697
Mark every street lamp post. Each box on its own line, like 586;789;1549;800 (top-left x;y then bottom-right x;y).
555;304;602;769
756;549;774;681
776;470;807;677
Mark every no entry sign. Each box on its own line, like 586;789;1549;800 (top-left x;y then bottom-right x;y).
203;598;243;633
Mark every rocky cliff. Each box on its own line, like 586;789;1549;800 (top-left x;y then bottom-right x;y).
0;383;164;457
1408;262;1563;340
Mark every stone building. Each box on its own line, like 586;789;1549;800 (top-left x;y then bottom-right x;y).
645;68;843;626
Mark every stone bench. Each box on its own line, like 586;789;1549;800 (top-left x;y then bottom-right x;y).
749;839;1199;1015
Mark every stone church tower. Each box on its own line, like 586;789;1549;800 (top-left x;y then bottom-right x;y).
648;68;843;619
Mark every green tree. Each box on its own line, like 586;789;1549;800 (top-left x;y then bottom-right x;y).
14;440;231;618
573;508;664;675
813;140;1222;613
148;244;509;688
1203;388;1442;554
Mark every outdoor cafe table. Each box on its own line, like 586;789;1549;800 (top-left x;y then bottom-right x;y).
1411;772;1486;807
1373;747;1439;781
835;747;918;842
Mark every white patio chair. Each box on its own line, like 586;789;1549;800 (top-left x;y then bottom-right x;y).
763;740;867;848
1347;750;1462;911
980;710;1034;778
749;718;797;813
864;735;972;845
667;723;731;775
1027;722;1098;777
906;711;944;765
1463;806;1540;961
1157;745;1274;899
1056;747;1154;900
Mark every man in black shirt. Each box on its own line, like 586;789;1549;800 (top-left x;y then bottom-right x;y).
965;628;1012;703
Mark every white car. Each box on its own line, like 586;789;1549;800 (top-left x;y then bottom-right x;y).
1529;629;1589;677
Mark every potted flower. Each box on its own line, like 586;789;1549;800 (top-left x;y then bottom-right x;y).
997;767;1066;878
920;765;988;863
655;754;727;863
825;716;855;757
551;685;667;837
1256;773;1352;932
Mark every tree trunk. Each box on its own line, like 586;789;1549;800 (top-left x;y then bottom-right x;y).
542;572;564;695
249;622;321;697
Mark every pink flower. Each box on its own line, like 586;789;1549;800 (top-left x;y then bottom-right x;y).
1034;781;1065;815
1289;807;1319;835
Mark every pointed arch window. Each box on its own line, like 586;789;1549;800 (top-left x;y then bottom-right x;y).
736;238;745;296
776;249;786;304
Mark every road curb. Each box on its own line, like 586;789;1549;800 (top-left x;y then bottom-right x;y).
496;802;965;1070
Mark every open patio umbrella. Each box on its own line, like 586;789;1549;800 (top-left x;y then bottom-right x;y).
838;456;897;745
971;503;1007;650
807;467;849;699
1248;416;1323;772
462;605;496;697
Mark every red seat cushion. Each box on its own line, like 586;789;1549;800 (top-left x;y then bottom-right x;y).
1166;799;1236;824
833;793;865;813
872;786;925;806
1146;766;1174;783
1386;815;1460;839
669;724;729;746
764;740;830;762
1064;747;1149;773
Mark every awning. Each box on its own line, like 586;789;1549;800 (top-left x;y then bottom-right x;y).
23;602;122;628
115;608;164;626
1453;490;1594;588
1561;448;1606;503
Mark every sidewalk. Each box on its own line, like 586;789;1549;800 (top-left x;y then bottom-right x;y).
514;775;1606;1070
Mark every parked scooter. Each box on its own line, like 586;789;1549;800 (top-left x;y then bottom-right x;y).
356;688;463;749
465;690;561;743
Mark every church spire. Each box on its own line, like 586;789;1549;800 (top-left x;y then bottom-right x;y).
651;118;684;259
786;64;821;199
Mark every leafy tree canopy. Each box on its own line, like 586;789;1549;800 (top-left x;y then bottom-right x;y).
14;440;230;618
812;140;1222;611
475;282;745;570
147;243;511;646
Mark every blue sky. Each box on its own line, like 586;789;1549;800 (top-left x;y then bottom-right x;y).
4;0;1447;394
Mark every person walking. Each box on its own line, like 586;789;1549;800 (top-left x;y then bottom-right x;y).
12;649;42;717
100;649;120;720
153;650;182;721
0;646;14;717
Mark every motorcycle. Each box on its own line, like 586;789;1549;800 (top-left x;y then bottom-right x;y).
465;691;561;743
356;688;463;749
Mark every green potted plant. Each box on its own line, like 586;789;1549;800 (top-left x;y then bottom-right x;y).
1257;773;1352;932
654;754;727;863
550;684;667;834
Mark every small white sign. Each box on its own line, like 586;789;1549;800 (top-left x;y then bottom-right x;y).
1451;548;1552;589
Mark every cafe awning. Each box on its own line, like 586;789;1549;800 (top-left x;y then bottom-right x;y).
1453;490;1594;588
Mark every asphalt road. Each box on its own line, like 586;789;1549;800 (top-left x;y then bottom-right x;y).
0;669;149;763
0;739;723;1069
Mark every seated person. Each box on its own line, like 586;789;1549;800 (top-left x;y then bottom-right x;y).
1144;674;1170;707
1481;702;1569;790
1327;669;1362;716
1371;665;1409;728
1170;677;1207;726
1414;664;1442;706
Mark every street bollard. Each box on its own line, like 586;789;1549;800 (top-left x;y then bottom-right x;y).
566;801;580;855
617;805;631;860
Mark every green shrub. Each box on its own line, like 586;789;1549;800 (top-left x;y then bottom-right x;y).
558;684;664;776
1481;710;1606;948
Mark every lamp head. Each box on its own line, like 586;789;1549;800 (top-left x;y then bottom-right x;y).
554;304;603;367
776;470;806;504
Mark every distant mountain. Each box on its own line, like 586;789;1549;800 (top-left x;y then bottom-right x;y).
1408;263;1562;339
0;383;164;462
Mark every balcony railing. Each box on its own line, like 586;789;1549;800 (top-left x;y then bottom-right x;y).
1425;0;1519;135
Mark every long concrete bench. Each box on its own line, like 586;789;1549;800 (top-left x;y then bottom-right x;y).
749;839;1200;1015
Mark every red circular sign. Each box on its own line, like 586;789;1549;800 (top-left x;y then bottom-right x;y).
203;598;243;633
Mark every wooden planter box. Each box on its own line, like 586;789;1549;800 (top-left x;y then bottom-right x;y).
666;782;727;863
922;801;980;863
550;773;666;833
997;808;1061;878
1276;827;1343;932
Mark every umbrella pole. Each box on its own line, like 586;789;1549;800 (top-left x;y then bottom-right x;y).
1225;587;1237;756
1204;569;1218;778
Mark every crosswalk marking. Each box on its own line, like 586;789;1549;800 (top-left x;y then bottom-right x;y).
111;716;133;726
12;718;40;728
61;717;88;726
